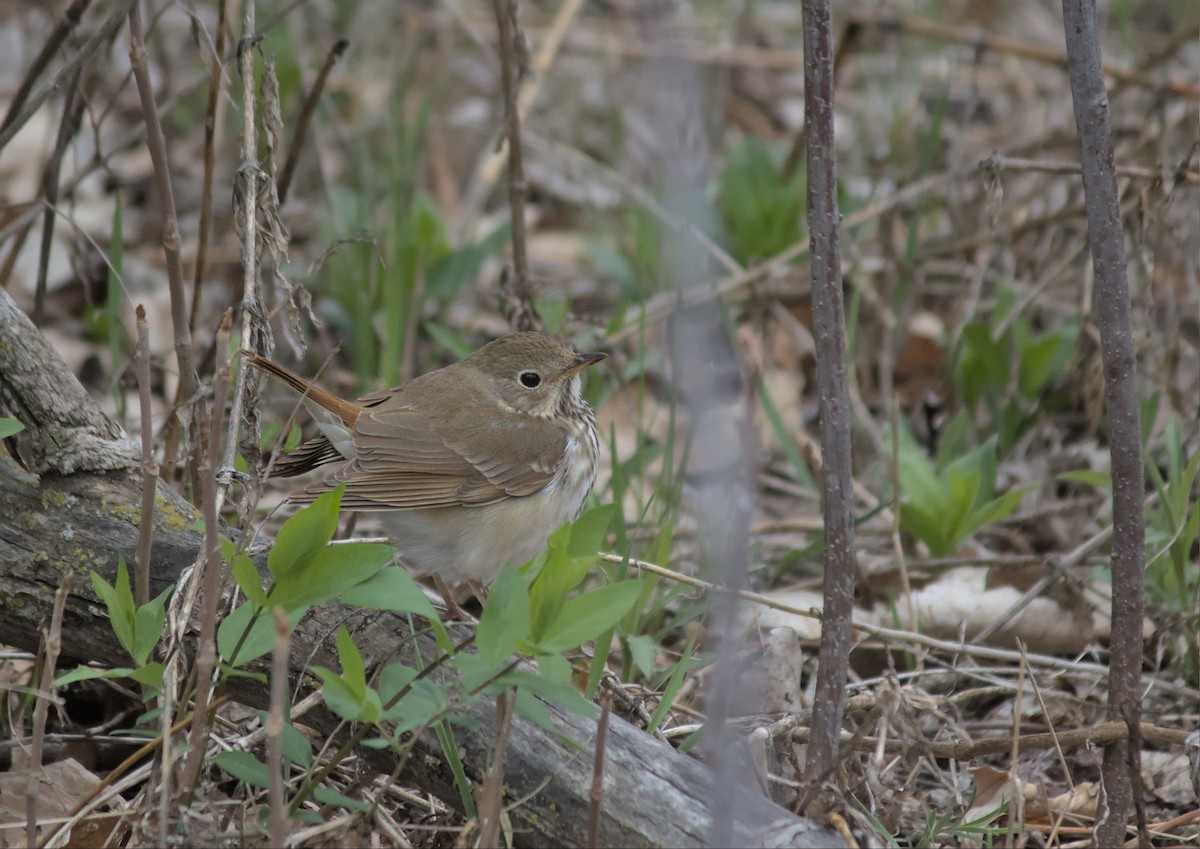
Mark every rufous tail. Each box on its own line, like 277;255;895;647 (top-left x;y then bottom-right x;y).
242;352;362;427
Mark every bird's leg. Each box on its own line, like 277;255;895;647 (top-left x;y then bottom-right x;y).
468;580;488;609
433;575;474;621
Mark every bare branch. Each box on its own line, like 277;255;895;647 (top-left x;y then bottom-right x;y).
1059;2;1146;845
799;0;856;798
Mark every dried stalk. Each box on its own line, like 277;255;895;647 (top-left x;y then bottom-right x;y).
25;577;72;849
33;68;87;323
188;0;231;336
0;0;133;152
1060;1;1146;844
178;311;232;791
134;304;157;607
586;693;613;849
267;607;291;848
491;0;538;331
277;38;348;205
476;688;514;848
128;0;198;473
800;0;855;795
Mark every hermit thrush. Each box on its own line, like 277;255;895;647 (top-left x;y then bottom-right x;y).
245;332;606;585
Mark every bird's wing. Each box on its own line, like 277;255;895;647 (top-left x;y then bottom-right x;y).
288;401;567;510
268;435;343;478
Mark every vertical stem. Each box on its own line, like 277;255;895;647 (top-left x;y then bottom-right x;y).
801;0;855;791
128;0;197;443
189;0;231;335
1059;2;1144;844
25;577;71;849
267;607;290;847
134;304;157;607
220;1;267;503
179;311;233;791
491;0;538;330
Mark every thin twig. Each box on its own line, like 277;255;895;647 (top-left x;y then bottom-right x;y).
267;607;290;848
1060;2;1146;845
781;16;860;181
491;0;537;331
586;692;613;849
128;0;197;476
981;154;1200;185
0;0;134;153
0;0;92;134
786;719;1189;758
854;12;1200;100
134;304;157;607
25;576;72;849
179;310;233;791
218;6;268;509
476;688;514;848
277;38;348;205
607;554;1196;696
33;67;87;323
558;21;1200;97
454;0;585;239
607;165;966;345
188;0;230;336
800;0;854;795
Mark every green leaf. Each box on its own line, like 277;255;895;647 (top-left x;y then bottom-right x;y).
719;137;804;262
312;782;372;813
963;488;1029;533
476;565;530;667
214;750;270;788
218;603;307;667
512;685;555;731
648;629;699;734
90;559;136;661
899;502;950;557
282;722;313;768
131;585;172;667
502;664;596;719
946;436;1000;505
0;417;24;439
313;665;381;724
232;554;268;606
378;664;446;731
312;667;362;720
339;566;437;620
56;666;136;687
127;662;166;690
267;542;392;612
625;634;658;677
339;566;449;650
425;221;509;300
944;467;982;541
567;504;616;558
335;626;366;701
897;432;944;511
268;486;344;579
956;323;1006;407
1057;469;1112;489
534;580;644;653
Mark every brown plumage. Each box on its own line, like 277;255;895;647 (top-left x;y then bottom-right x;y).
246;332;605;582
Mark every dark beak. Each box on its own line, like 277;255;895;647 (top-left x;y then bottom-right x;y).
563;351;607;377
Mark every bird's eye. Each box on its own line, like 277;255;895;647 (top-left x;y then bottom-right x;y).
519;371;542;388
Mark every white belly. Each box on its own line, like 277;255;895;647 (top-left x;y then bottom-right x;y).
379;435;595;583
